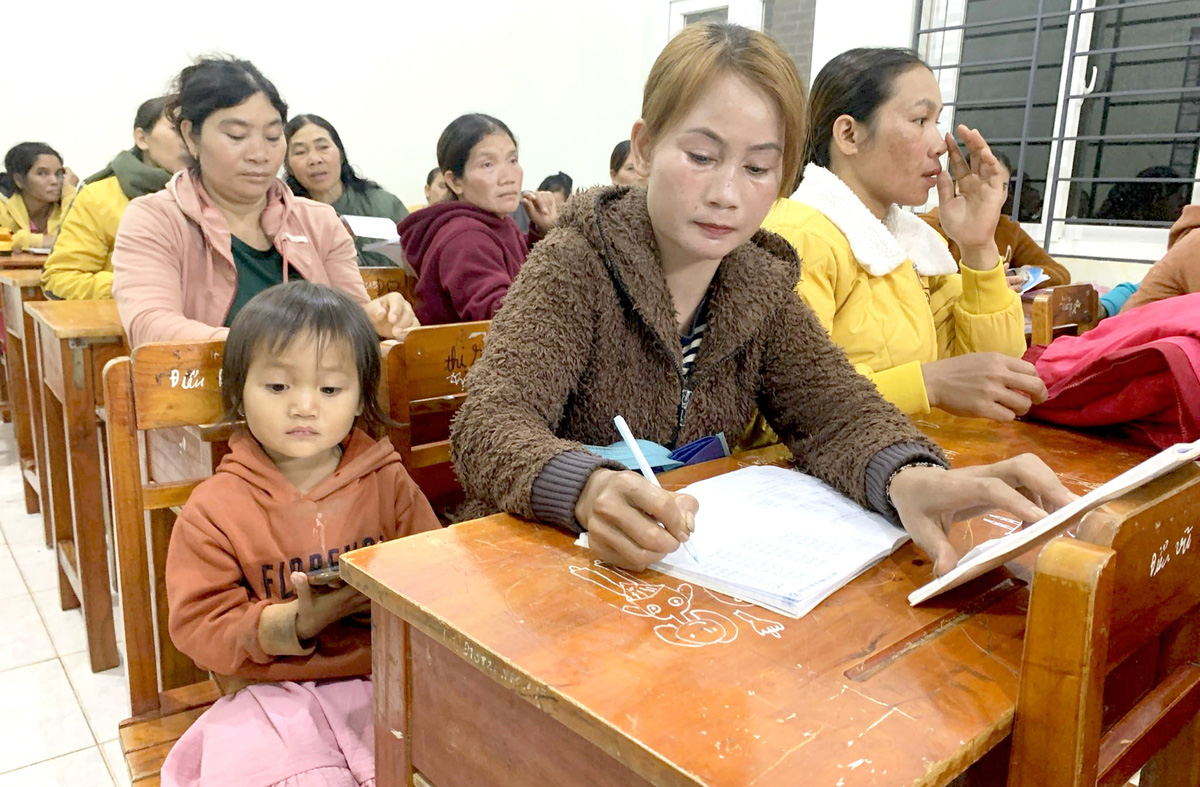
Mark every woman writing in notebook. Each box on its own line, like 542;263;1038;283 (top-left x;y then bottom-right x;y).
451;22;1074;577
763;48;1043;421
111;56;418;348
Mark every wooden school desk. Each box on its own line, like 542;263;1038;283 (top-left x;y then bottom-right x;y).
0;251;47;269
26;299;125;672
342;416;1158;787
0;269;47;529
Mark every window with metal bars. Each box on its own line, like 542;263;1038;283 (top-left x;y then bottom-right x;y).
914;0;1200;262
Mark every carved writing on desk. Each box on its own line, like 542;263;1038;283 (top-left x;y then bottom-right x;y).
570;561;787;648
443;341;484;375
1150;524;1194;578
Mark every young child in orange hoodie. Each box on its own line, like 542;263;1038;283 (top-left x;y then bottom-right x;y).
161;281;438;787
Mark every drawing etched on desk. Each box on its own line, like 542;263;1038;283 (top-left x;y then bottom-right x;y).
734;609;784;638
570;562;740;648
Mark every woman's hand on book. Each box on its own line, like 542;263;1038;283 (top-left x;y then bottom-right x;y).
575;468;698;571
888;455;1075;576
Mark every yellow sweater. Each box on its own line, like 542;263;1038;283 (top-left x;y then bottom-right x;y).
763;166;1025;414
0;184;76;251
41;176;128;299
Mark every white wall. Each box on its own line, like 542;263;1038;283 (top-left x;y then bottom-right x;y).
810;0;918;80
2;0;670;207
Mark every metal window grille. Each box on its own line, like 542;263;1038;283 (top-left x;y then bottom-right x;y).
914;0;1200;261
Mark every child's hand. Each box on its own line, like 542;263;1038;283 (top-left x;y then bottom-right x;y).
291;571;370;641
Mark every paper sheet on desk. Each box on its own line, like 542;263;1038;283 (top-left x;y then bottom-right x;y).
342;214;400;242
576;465;909;618
908;440;1200;605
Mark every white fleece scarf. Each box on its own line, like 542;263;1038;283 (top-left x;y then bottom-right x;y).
792;163;958;278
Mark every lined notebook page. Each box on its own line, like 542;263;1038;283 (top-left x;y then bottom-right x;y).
579;466;909;618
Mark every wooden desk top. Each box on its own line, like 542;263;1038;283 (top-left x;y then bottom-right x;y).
25;299;123;340
343;417;1154;787
0;269;42;289
0;252;45;269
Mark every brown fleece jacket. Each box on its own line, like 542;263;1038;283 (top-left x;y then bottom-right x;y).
920;207;1070;288
1123;205;1200;312
450;185;946;530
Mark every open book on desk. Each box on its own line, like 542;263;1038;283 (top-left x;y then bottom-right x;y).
577;465;909;618
909;440;1200;605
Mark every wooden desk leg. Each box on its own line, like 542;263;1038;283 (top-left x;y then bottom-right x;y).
4;331;40;518
21;315;53;542
373;602;414;787
39;375;79;613
63;339;117;673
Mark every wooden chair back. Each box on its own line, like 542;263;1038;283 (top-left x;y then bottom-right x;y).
1031;283;1101;346
361;265;418;310
103;341;227;717
384;321;489;511
1007;460;1200;787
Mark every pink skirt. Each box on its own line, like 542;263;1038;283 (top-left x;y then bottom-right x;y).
161;677;374;787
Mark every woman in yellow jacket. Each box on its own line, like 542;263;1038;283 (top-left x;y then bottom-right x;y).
41;97;188;299
0;142;77;251
764;48;1045;421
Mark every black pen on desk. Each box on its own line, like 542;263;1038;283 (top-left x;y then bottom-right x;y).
612;415;701;564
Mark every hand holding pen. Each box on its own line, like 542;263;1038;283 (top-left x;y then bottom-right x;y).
573;417;700;571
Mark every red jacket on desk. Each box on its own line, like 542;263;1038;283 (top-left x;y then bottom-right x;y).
1023;292;1200;449
398;200;541;325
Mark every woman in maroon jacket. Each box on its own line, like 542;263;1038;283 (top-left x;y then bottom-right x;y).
398;114;559;325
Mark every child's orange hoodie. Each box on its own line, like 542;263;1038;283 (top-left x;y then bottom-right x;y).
166;428;438;682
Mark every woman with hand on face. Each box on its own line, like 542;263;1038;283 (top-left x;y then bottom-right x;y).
397;113;559;325
451;23;1074;578
111;56;418;348
0;142;78;251
764;48;1041;422
284;114;408;267
42;96;190;300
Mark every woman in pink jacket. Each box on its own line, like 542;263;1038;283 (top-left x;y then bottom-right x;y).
111;56;418;347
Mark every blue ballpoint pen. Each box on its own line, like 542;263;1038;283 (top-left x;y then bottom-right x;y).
613;415;701;563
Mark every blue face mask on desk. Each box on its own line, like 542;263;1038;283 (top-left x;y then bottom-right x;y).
584;433;730;474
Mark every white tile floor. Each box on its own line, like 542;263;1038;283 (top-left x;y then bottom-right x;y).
0;421;130;786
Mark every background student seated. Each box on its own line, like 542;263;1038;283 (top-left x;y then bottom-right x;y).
397;113;559;325
609;139;643;186
407;167;451;212
763;48;1042;421
111;56;417;347
41;96;189;300
1121;204;1200;312
284;114;408;267
452;22;1073;578
0;142;78;251
537;171;573;207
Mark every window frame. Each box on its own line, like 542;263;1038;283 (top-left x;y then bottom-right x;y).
668;0;764;35
914;0;1200;262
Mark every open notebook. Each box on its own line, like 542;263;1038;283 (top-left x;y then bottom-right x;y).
577;465;908;618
